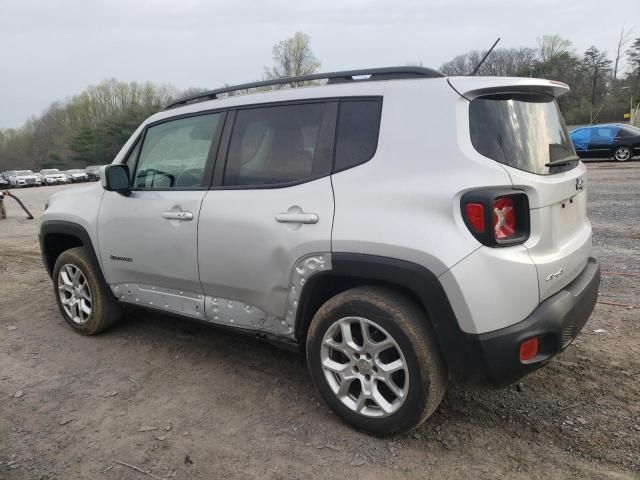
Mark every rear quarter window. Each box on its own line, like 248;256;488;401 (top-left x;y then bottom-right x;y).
334;99;382;172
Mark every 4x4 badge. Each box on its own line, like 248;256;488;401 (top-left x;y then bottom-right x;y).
576;178;584;191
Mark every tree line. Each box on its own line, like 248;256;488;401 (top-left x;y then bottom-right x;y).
1;31;639;172
0;80;188;171
440;33;640;125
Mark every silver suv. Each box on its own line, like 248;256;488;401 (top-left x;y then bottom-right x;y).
40;67;600;434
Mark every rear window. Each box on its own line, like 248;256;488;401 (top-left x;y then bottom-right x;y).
469;93;577;175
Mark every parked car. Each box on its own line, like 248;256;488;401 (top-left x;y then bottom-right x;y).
65;169;89;183
0;173;10;189
39;169;69;185
40;67;600;434
6;170;41;187
85;165;104;181
570;123;640;161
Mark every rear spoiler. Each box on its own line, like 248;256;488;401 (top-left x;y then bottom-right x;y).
447;76;570;101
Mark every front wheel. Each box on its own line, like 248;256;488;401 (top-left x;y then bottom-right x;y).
306;286;447;434
614;145;632;162
53;247;122;335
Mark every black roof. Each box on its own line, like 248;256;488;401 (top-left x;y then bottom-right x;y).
164;66;443;110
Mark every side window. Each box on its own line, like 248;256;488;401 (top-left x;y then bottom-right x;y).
133;113;222;189
570;128;591;150
224;103;327;186
594;127;613;142
334;99;382;172
611;126;621;138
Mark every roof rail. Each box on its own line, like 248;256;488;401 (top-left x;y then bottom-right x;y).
164;66;443;110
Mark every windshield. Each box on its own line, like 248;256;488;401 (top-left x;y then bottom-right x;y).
42;169;60;174
469;93;577;175
68;170;84;174
17;170;33;175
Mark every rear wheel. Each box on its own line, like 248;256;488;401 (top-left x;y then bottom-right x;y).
306;286;447;434
53;247;122;335
614;145;632;162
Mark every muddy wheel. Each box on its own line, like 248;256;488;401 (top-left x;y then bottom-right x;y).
53;247;122;335
306;286;447;434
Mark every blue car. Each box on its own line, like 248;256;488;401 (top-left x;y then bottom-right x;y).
570;123;640;161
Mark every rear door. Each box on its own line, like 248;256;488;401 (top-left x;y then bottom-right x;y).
98;111;225;318
467;90;592;301
587;125;617;158
197;101;336;337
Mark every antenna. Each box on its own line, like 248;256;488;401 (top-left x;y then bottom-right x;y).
471;37;501;76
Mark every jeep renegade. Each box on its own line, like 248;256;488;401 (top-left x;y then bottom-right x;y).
40;67;600;434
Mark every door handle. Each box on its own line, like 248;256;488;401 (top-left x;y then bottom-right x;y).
275;212;319;224
161;210;193;221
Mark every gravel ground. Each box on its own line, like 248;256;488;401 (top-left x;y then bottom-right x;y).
0;163;639;479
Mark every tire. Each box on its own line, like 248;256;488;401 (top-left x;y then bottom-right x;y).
53;247;122;335
306;286;447;434
613;145;632;162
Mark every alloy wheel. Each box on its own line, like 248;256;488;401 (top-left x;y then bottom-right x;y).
614;147;631;161
320;316;409;418
57;264;92;324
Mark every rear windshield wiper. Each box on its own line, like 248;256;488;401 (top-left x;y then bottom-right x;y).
545;156;579;167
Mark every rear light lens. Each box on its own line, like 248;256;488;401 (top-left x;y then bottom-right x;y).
493;196;516;239
519;337;539;362
461;190;529;247
465;203;485;233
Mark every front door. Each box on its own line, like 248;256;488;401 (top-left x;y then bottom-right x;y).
587;125;616;158
198;101;336;337
98;111;225;319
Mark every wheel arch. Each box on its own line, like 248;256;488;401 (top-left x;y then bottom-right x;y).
40;220;103;280
294;253;472;379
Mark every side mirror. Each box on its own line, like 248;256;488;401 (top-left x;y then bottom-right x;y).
102;164;131;195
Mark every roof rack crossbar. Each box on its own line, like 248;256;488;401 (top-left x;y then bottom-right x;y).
164;66;443;110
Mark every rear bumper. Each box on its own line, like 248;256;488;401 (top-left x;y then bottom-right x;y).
460;257;600;386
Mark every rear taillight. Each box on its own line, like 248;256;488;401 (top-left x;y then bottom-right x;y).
465;203;485;233
461;189;529;247
493;196;516;239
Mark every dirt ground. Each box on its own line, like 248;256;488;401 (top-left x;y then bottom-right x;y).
1;163;639;480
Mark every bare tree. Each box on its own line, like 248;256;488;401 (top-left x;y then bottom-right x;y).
537;35;573;63
439;54;472;75
263;32;321;87
612;25;633;81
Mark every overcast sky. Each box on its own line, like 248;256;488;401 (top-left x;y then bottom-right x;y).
1;0;638;128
